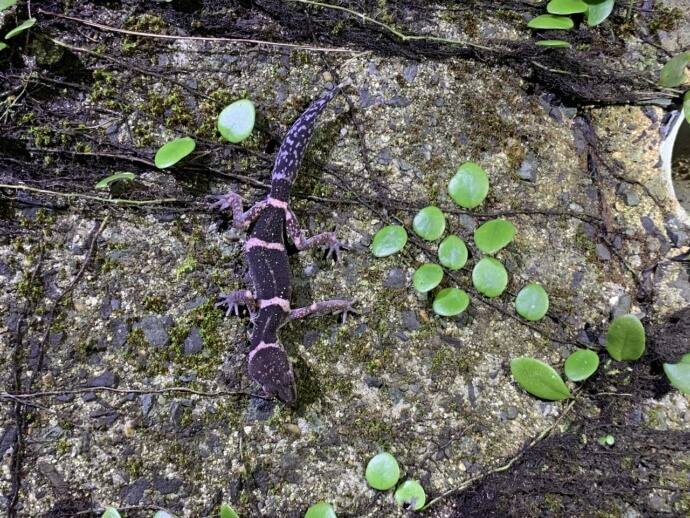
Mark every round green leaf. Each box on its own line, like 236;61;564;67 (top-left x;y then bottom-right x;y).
659;51;690;88
218;99;256;143
365;452;400;490
448;162;489;209
432;288;469;316
584;0;615;27
413;264;443;293
535;39;571;48
606;314;646;361
304;502;337;518
438;235;468;270
95;172;136;190
220;503;240;518
527;14;575;29
412;206;446;241
394;480;426;511
5;18;36;39
684;92;690;125
473;219;516;254
154;137;196;169
514;283;549;321
472;258;508;297
547;0;588;15
564;349;600;381
152;512;174;518
662;353;690;395
102;509;121;518
510;357;572;401
0;0;19;11
371;225;408;257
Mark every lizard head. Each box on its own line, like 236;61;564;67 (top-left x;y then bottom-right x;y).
248;345;297;406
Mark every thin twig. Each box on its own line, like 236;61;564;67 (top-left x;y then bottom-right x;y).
38;9;357;53
0;183;180;206
290;0;494;51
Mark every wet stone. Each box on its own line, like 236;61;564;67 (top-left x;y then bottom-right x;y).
364;375;383;389
246;397;275;422
402;62;418;82
595;243;611;261
84;371;118;388
518;153;538;182
376;146;391;165
153;476;183;495
133;316;171;348
401;310;421;331
121;478;150;505
612;294;632;317
183;326;203;355
386;95;411;107
109;319;128;348
140;394;154;417
383;268;405;288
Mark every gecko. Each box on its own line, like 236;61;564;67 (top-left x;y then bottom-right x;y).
209;88;353;405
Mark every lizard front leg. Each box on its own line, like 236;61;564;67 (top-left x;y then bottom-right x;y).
208;192;269;230
285;207;346;260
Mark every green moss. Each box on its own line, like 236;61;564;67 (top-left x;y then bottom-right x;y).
55;437;70;455
125;456;144;478
175;255;198;278
647;7;682;33
143;295;167;313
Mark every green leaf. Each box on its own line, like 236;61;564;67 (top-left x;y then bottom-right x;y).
473;219;516;254
153;512;175;518
102;509;122;518
5;18;36;39
412;205;445;241
527;14;575;30
394;480;426;511
606;314;645;361
432;287;469;316
535;39;571;48
154;136;196;169
365;452;400;490
684;92;690;125
0;42;7;51
584;0;615;27
371;225;407;257
413;263;443;293
304;502;337;518
564;349;599;381
510;357;572;401
659;51;690;88
662;352;690;395
220;503;240;518
218;99;256;143
547;0;588;15
598;434;615;446
472;257;508;297
514;283;549;321
448;162;489;208
95;172;136;189
438;235;468;270
0;0;19;10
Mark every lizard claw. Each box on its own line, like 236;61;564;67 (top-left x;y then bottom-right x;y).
207;192;242;212
325;229;348;262
216;290;256;317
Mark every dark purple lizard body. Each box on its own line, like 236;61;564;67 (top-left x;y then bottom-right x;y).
209;88;352;405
